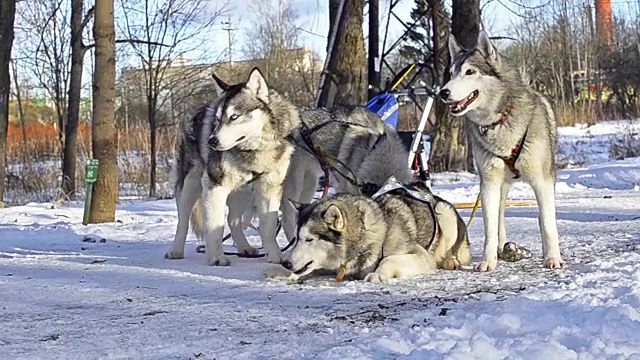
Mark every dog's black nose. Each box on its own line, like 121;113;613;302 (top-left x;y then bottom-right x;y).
439;88;451;100
208;136;219;148
282;260;292;270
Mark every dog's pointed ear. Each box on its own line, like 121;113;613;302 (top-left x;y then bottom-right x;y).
448;34;463;62
288;198;308;212
477;30;499;64
322;204;345;231
246;67;269;103
211;72;230;95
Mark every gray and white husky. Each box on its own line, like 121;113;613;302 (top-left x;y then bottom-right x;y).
166;68;412;266
280;108;413;244
439;30;565;271
166;68;299;266
265;178;471;283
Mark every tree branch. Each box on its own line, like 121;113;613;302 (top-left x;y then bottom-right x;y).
490;36;517;41
83;39;172;50
81;6;95;31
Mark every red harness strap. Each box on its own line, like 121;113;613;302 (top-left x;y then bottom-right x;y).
499;131;528;180
477;106;528;180
478;106;511;135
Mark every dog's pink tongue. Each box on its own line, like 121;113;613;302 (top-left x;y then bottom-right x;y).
450;102;463;113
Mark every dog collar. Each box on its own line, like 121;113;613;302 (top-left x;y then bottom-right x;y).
478;106;511;135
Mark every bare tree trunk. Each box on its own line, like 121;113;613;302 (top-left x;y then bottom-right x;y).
148;99;157;198
429;0;478;173
328;0;366;106
0;0;16;204
62;0;87;201
10;60;27;158
89;0;118;223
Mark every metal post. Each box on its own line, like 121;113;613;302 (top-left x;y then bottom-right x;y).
222;15;234;67
82;159;99;225
367;0;380;100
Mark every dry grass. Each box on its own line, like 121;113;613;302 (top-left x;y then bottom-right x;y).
4;103;638;205
556;104;598;127
609;126;640;161
5;122;177;205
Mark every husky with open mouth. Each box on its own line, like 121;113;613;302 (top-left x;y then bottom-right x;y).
439;30;565;272
265;178;471;283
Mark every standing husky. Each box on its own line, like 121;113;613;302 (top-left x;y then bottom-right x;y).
166;68;299;266
166;101;259;262
265;178;471;283
440;30;565;271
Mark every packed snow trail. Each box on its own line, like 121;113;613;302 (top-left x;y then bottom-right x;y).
1;185;639;359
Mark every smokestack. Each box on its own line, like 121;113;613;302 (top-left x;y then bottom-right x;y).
595;0;613;51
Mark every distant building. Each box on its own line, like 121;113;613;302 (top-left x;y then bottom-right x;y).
118;47;323;123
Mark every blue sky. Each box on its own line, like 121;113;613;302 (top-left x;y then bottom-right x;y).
202;0;640;64
202;0;524;63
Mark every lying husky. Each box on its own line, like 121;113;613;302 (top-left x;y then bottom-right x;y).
439;30;565;271
265;177;471;283
281;109;412;244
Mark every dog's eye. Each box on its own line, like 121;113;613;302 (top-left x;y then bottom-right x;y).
229;114;240;121
465;69;476;76
305;238;313;243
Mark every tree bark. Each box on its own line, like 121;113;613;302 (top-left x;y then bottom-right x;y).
89;0;118;223
0;0;16;204
327;0;367;106
148;99;157;198
428;0;479;173
10;60;27;159
61;0;86;201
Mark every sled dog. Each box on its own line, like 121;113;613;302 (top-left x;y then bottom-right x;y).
439;30;565;271
165;68;299;266
166;68;412;265
265;177;471;283
280;108;413;243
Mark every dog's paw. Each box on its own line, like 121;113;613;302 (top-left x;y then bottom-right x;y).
475;259;497;272
442;257;462;271
266;253;284;265
164;250;184;260
364;273;389;283
207;256;231;267
236;245;259;257
264;265;294;280
544;256;565;270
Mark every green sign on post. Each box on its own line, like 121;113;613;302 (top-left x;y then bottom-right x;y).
82;159;100;225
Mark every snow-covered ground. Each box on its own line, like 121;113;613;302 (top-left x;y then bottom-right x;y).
1;121;640;359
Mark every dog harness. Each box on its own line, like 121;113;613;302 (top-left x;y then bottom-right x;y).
292;117;386;197
477;105;528;180
499;130;528;179
371;176;439;250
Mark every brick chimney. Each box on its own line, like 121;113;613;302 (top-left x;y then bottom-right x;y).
595;0;614;51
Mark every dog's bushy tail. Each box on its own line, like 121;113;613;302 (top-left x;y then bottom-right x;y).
190;198;206;241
